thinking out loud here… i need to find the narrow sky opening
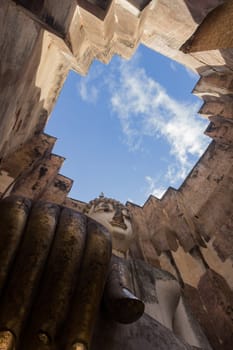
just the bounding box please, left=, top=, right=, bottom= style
left=45, top=45, right=210, bottom=205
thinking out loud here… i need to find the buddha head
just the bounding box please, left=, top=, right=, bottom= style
left=83, top=194, right=133, bottom=256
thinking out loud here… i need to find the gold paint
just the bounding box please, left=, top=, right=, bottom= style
left=0, top=196, right=31, bottom=292
left=30, top=208, right=87, bottom=342
left=65, top=219, right=112, bottom=350
left=38, top=331, right=50, bottom=345
left=71, top=343, right=87, bottom=350
left=0, top=201, right=59, bottom=337
left=0, top=331, right=15, bottom=350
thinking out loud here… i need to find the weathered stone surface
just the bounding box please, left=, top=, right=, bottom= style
left=142, top=0, right=225, bottom=51
left=171, top=246, right=206, bottom=288
left=195, top=49, right=233, bottom=74
left=11, top=154, right=65, bottom=199
left=0, top=133, right=56, bottom=174
left=39, top=173, right=73, bottom=204
left=183, top=284, right=220, bottom=350
left=142, top=196, right=174, bottom=254
left=64, top=197, right=87, bottom=212
left=180, top=142, right=233, bottom=222
left=13, top=0, right=77, bottom=36
left=0, top=2, right=71, bottom=158
left=127, top=203, right=150, bottom=253
left=181, top=1, right=233, bottom=53
left=198, top=270, right=233, bottom=350
left=92, top=313, right=197, bottom=350
left=183, top=0, right=226, bottom=23
left=193, top=72, right=233, bottom=97
left=142, top=1, right=226, bottom=73
left=212, top=215, right=233, bottom=262
left=0, top=1, right=42, bottom=157
left=199, top=95, right=233, bottom=120
left=186, top=157, right=233, bottom=260
left=205, top=117, right=233, bottom=145
left=0, top=133, right=56, bottom=196
left=200, top=239, right=233, bottom=289
left=159, top=189, right=197, bottom=252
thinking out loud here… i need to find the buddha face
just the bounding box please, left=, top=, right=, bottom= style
left=85, top=199, right=133, bottom=255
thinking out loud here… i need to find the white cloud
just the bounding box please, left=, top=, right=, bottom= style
left=79, top=80, right=98, bottom=103
left=77, top=66, right=103, bottom=103
left=109, top=56, right=209, bottom=190
left=170, top=61, right=178, bottom=72
left=75, top=54, right=209, bottom=199
left=145, top=176, right=166, bottom=199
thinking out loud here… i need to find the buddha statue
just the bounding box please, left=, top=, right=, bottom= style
left=84, top=193, right=145, bottom=324
left=0, top=195, right=212, bottom=350
left=84, top=193, right=133, bottom=258
left=84, top=194, right=212, bottom=350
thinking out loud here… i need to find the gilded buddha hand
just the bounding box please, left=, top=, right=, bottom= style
left=0, top=196, right=112, bottom=350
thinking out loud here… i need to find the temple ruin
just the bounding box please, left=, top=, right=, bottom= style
left=0, top=1, right=233, bottom=349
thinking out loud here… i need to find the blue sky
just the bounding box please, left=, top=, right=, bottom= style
left=45, top=44, right=210, bottom=205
